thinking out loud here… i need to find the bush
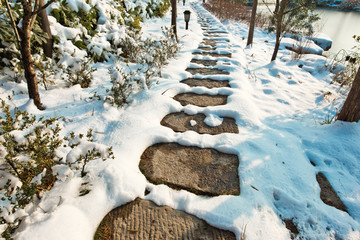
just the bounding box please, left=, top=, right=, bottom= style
left=106, top=27, right=179, bottom=107
left=331, top=35, right=360, bottom=87
left=0, top=101, right=114, bottom=239
left=339, top=0, right=360, bottom=10
left=61, top=59, right=95, bottom=88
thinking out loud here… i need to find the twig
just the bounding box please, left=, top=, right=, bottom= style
left=3, top=0, right=21, bottom=48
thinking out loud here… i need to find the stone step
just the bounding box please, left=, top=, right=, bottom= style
left=161, top=112, right=238, bottom=134
left=201, top=39, right=217, bottom=47
left=193, top=52, right=232, bottom=58
left=186, top=67, right=229, bottom=75
left=198, top=46, right=216, bottom=51
left=190, top=59, right=217, bottom=66
left=181, top=78, right=230, bottom=88
left=139, top=143, right=240, bottom=196
left=95, top=198, right=236, bottom=240
left=173, top=93, right=228, bottom=107
left=316, top=172, right=348, bottom=212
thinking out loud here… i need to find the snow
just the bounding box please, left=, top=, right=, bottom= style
left=280, top=37, right=324, bottom=55
left=310, top=32, right=333, bottom=51
left=0, top=0, right=359, bottom=240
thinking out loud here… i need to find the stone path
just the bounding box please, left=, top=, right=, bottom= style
left=95, top=3, right=349, bottom=239
left=95, top=5, right=239, bottom=239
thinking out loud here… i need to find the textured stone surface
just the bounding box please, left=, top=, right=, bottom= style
left=95, top=198, right=236, bottom=240
left=193, top=51, right=232, bottom=58
left=316, top=172, right=347, bottom=212
left=139, top=143, right=240, bottom=196
left=201, top=39, right=217, bottom=47
left=198, top=46, right=216, bottom=51
left=161, top=112, right=238, bottom=134
left=190, top=59, right=217, bottom=66
left=186, top=67, right=229, bottom=75
left=173, top=93, right=228, bottom=107
left=181, top=78, right=230, bottom=88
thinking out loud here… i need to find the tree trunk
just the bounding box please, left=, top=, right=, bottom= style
left=271, top=0, right=288, bottom=61
left=274, top=0, right=280, bottom=14
left=247, top=0, right=258, bottom=47
left=38, top=0, right=53, bottom=58
left=337, top=66, right=360, bottom=122
left=171, top=0, right=177, bottom=40
left=20, top=1, right=44, bottom=110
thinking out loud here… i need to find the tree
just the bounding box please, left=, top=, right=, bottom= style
left=4, top=0, right=55, bottom=110
left=269, top=0, right=318, bottom=61
left=247, top=0, right=258, bottom=47
left=38, top=0, right=53, bottom=58
left=271, top=0, right=288, bottom=61
left=337, top=66, right=360, bottom=122
left=171, top=0, right=177, bottom=40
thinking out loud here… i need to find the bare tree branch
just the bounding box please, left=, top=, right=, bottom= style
left=30, top=0, right=39, bottom=29
left=32, top=0, right=56, bottom=16
left=3, top=0, right=21, bottom=48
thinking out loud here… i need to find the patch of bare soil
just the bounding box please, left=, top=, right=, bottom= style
left=139, top=142, right=240, bottom=196
left=94, top=198, right=236, bottom=240
left=181, top=77, right=230, bottom=88
left=161, top=111, right=238, bottom=134
left=173, top=93, right=228, bottom=107
left=316, top=172, right=347, bottom=212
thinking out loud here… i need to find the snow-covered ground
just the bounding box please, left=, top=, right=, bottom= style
left=1, top=0, right=360, bottom=239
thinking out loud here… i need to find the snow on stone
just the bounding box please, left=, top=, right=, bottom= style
left=310, top=32, right=333, bottom=51
left=280, top=37, right=324, bottom=55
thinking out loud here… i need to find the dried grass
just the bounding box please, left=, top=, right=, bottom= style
left=203, top=0, right=271, bottom=28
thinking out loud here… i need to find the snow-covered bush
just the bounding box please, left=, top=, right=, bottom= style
left=61, top=59, right=95, bottom=88
left=331, top=35, right=360, bottom=87
left=106, top=66, right=138, bottom=107
left=0, top=101, right=114, bottom=239
left=106, top=27, right=179, bottom=107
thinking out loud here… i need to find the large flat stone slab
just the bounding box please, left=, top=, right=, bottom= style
left=316, top=172, right=347, bottom=212
left=193, top=51, right=232, bottom=58
left=198, top=46, right=216, bottom=51
left=186, top=67, right=229, bottom=75
left=181, top=78, right=230, bottom=88
left=190, top=59, right=217, bottom=66
left=161, top=112, right=238, bottom=134
left=95, top=198, right=236, bottom=240
left=201, top=39, right=217, bottom=47
left=173, top=93, right=228, bottom=107
left=139, top=143, right=240, bottom=196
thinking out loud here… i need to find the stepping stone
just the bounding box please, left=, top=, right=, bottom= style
left=201, top=39, right=217, bottom=47
left=186, top=67, right=229, bottom=75
left=161, top=112, right=238, bottom=134
left=94, top=198, right=236, bottom=240
left=204, top=33, right=222, bottom=37
left=139, top=143, right=240, bottom=196
left=193, top=52, right=232, bottom=58
left=198, top=46, right=216, bottom=51
left=190, top=59, right=217, bottom=66
left=206, top=31, right=228, bottom=34
left=283, top=218, right=299, bottom=239
left=173, top=93, right=228, bottom=107
left=181, top=78, right=230, bottom=88
left=316, top=172, right=347, bottom=212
